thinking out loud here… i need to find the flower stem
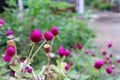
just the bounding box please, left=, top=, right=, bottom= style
left=30, top=40, right=46, bottom=61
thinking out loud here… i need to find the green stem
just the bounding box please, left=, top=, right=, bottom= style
left=30, top=40, right=46, bottom=61
left=0, top=63, right=6, bottom=76
left=51, top=37, right=55, bottom=50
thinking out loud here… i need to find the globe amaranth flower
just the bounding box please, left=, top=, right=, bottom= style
left=69, top=62, right=74, bottom=66
left=64, top=49, right=71, bottom=57
left=6, top=46, right=15, bottom=56
left=117, top=59, right=120, bottom=63
left=109, top=53, right=113, bottom=58
left=92, top=53, right=96, bottom=57
left=65, top=64, right=70, bottom=71
left=6, top=30, right=14, bottom=36
left=94, top=60, right=104, bottom=69
left=85, top=50, right=89, bottom=54
left=27, top=67, right=33, bottom=73
left=72, top=44, right=77, bottom=49
left=102, top=50, right=107, bottom=55
left=106, top=67, right=113, bottom=74
left=0, top=19, right=4, bottom=26
left=108, top=43, right=112, bottom=48
left=78, top=44, right=83, bottom=50
left=43, top=44, right=51, bottom=53
left=9, top=70, right=15, bottom=77
left=3, top=55, right=11, bottom=62
left=58, top=46, right=65, bottom=57
left=30, top=29, right=42, bottom=43
left=51, top=26, right=58, bottom=36
left=44, top=31, right=54, bottom=41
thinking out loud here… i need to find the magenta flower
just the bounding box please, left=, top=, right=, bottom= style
left=6, top=46, right=15, bottom=56
left=69, top=62, right=74, bottom=66
left=6, top=30, right=14, bottom=36
left=64, top=49, right=71, bottom=57
left=109, top=53, right=113, bottom=58
left=108, top=43, right=112, bottom=48
left=44, top=31, right=54, bottom=41
left=65, top=64, right=70, bottom=71
left=109, top=61, right=113, bottom=65
left=85, top=50, right=89, bottom=54
left=51, top=26, right=58, bottom=36
left=94, top=60, right=104, bottom=69
left=106, top=67, right=113, bottom=74
left=78, top=44, right=83, bottom=50
left=58, top=46, right=65, bottom=57
left=106, top=57, right=110, bottom=61
left=0, top=19, right=4, bottom=26
left=117, top=59, right=120, bottom=63
left=3, top=55, right=11, bottom=62
left=92, top=53, right=96, bottom=57
left=72, top=44, right=77, bottom=49
left=9, top=70, right=15, bottom=77
left=27, top=68, right=33, bottom=73
left=102, top=50, right=107, bottom=55
left=30, top=29, right=42, bottom=43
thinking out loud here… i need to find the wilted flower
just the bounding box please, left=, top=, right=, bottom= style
left=44, top=44, right=51, bottom=53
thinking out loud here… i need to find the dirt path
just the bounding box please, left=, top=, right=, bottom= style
left=89, top=11, right=120, bottom=54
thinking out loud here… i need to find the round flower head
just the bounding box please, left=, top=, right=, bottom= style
left=9, top=70, right=15, bottom=77
left=30, top=29, right=42, bottom=43
left=3, top=55, right=11, bottom=62
left=6, top=30, right=14, bottom=36
left=102, top=50, right=107, bottom=55
left=109, top=53, right=113, bottom=58
left=65, top=64, right=70, bottom=71
left=6, top=46, right=15, bottom=56
left=106, top=67, right=113, bottom=74
left=94, top=60, right=104, bottom=69
left=64, top=49, right=70, bottom=57
left=73, top=44, right=77, bottom=49
left=27, top=68, right=33, bottom=73
left=117, top=59, right=120, bottom=63
left=0, top=19, right=4, bottom=26
left=108, top=43, right=112, bottom=48
left=85, top=50, right=89, bottom=54
left=58, top=46, right=65, bottom=57
left=69, top=62, right=74, bottom=66
left=51, top=26, right=58, bottom=36
left=44, top=31, right=54, bottom=41
left=106, top=57, right=110, bottom=61
left=92, top=53, right=96, bottom=57
left=78, top=44, right=83, bottom=50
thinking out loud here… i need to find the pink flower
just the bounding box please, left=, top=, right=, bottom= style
left=85, top=50, right=89, bottom=54
left=102, top=50, right=107, bottom=55
left=30, top=29, right=42, bottom=43
left=78, top=44, right=83, bottom=50
left=44, top=31, right=54, bottom=41
left=27, top=67, right=33, bottom=73
left=9, top=70, right=15, bottom=77
left=6, top=30, right=14, bottom=36
left=51, top=26, right=58, bottom=36
left=106, top=67, right=113, bottom=74
left=92, top=53, right=96, bottom=57
left=58, top=46, right=65, bottom=57
left=117, top=59, right=120, bottom=63
left=3, top=55, right=11, bottom=62
left=108, top=43, right=112, bottom=48
left=64, top=50, right=71, bottom=57
left=94, top=60, right=104, bottom=69
left=65, top=64, right=70, bottom=71
left=0, top=19, right=4, bottom=25
left=72, top=44, right=77, bottom=49
left=69, top=62, right=74, bottom=66
left=106, top=57, right=110, bottom=61
left=6, top=46, right=15, bottom=56
left=109, top=53, right=113, bottom=58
